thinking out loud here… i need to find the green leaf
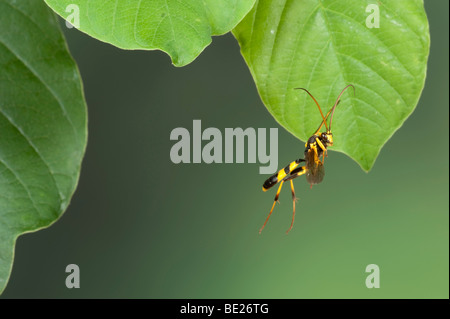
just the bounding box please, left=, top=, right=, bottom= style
left=44, top=0, right=256, bottom=67
left=233, top=0, right=429, bottom=171
left=0, top=0, right=87, bottom=293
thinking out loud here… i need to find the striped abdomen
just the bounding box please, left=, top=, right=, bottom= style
left=262, top=158, right=304, bottom=191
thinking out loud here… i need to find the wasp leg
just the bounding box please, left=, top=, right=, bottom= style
left=315, top=137, right=327, bottom=160
left=259, top=180, right=284, bottom=234
left=283, top=166, right=307, bottom=234
left=283, top=166, right=307, bottom=181
left=286, top=180, right=296, bottom=234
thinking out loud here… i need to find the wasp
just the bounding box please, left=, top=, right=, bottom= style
left=260, top=85, right=355, bottom=234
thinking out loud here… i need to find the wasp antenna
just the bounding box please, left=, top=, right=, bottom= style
left=328, top=84, right=355, bottom=131
left=294, top=87, right=329, bottom=132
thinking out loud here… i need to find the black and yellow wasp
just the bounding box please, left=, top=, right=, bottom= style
left=260, top=85, right=355, bottom=234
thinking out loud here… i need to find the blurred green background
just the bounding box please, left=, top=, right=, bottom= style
left=2, top=1, right=448, bottom=298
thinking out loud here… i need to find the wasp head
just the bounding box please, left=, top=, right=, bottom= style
left=321, top=132, right=333, bottom=146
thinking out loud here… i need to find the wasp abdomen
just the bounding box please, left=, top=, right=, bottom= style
left=262, top=175, right=278, bottom=191
left=263, top=159, right=304, bottom=191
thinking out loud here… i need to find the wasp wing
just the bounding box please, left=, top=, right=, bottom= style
left=305, top=148, right=325, bottom=185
